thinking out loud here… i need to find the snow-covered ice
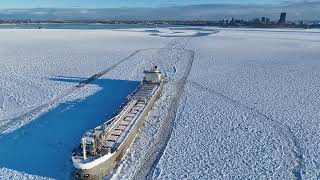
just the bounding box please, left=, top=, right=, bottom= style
left=152, top=29, right=320, bottom=179
left=0, top=29, right=172, bottom=179
left=0, top=29, right=168, bottom=129
left=1, top=27, right=320, bottom=179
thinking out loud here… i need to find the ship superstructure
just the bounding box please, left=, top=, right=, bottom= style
left=72, top=66, right=163, bottom=179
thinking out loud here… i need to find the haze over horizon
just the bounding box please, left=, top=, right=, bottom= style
left=0, top=0, right=306, bottom=8
left=0, top=0, right=319, bottom=21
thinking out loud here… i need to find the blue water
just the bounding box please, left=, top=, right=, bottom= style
left=0, top=23, right=180, bottom=29
left=0, top=77, right=140, bottom=179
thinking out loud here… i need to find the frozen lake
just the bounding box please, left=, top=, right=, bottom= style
left=0, top=27, right=320, bottom=179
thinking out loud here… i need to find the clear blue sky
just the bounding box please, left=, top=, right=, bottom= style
left=0, top=0, right=298, bottom=8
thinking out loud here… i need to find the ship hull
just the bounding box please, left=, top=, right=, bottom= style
left=74, top=82, right=163, bottom=180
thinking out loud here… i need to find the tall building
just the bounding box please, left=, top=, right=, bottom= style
left=279, top=12, right=287, bottom=24
left=266, top=18, right=270, bottom=24
left=261, top=17, right=266, bottom=24
left=223, top=19, right=229, bottom=25
left=231, top=17, right=235, bottom=24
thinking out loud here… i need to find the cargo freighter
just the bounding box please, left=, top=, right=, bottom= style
left=72, top=66, right=164, bottom=180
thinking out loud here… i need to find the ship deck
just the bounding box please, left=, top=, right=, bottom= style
left=73, top=82, right=160, bottom=163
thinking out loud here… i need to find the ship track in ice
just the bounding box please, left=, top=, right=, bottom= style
left=0, top=49, right=145, bottom=134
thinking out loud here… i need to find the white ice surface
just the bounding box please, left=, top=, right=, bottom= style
left=0, top=29, right=168, bottom=126
left=1, top=28, right=320, bottom=179
left=153, top=29, right=320, bottom=179
left=0, top=29, right=172, bottom=179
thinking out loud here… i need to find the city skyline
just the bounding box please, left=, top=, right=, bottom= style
left=0, top=1, right=319, bottom=21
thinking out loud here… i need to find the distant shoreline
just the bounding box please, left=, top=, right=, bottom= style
left=0, top=23, right=320, bottom=30
left=0, top=20, right=320, bottom=29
